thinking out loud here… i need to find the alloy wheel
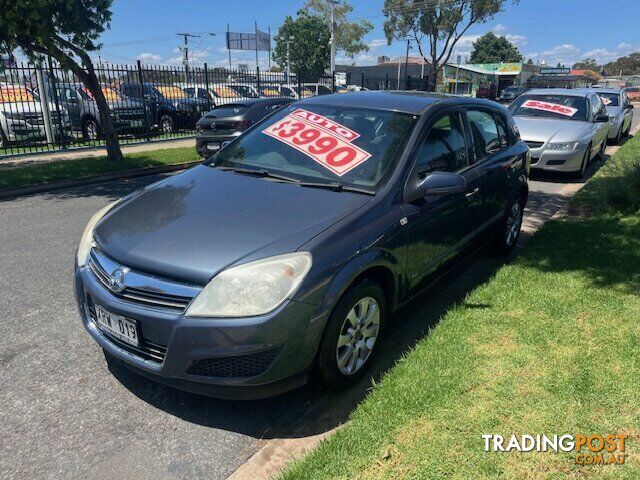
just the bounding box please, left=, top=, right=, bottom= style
left=85, top=120, right=98, bottom=140
left=336, top=296, right=380, bottom=376
left=161, top=117, right=173, bottom=133
left=504, top=200, right=523, bottom=248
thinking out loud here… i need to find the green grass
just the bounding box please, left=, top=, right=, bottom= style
left=281, top=137, right=640, bottom=479
left=0, top=146, right=200, bottom=189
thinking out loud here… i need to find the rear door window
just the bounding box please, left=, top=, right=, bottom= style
left=413, top=112, right=469, bottom=174
left=494, top=113, right=510, bottom=150
left=465, top=110, right=501, bottom=162
left=210, top=104, right=248, bottom=117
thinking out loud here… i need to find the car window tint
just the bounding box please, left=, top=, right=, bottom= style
left=414, top=113, right=469, bottom=174
left=494, top=113, right=509, bottom=149
left=466, top=110, right=501, bottom=161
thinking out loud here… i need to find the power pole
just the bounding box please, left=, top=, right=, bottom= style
left=286, top=36, right=295, bottom=83
left=404, top=39, right=411, bottom=90
left=177, top=32, right=201, bottom=83
left=329, top=0, right=338, bottom=74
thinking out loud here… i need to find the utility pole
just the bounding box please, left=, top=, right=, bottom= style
left=454, top=54, right=461, bottom=95
left=404, top=39, right=411, bottom=90
left=329, top=0, right=338, bottom=74
left=177, top=32, right=201, bottom=83
left=285, top=36, right=295, bottom=83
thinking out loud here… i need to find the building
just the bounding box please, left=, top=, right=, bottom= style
left=336, top=55, right=433, bottom=91
left=524, top=68, right=596, bottom=89
left=441, top=62, right=541, bottom=97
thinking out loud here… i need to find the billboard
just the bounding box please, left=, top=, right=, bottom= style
left=226, top=30, right=271, bottom=52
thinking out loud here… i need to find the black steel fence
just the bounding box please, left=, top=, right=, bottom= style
left=342, top=71, right=430, bottom=92
left=0, top=60, right=334, bottom=158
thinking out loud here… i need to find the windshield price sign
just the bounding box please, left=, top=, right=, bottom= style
left=522, top=99, right=578, bottom=117
left=263, top=109, right=371, bottom=176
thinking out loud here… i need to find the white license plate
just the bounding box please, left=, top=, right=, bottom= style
left=94, top=303, right=139, bottom=347
left=130, top=120, right=143, bottom=127
left=207, top=142, right=220, bottom=151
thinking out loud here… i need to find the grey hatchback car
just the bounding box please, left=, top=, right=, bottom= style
left=74, top=92, right=529, bottom=399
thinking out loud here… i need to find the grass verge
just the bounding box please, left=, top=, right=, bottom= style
left=0, top=146, right=200, bottom=189
left=281, top=136, right=640, bottom=479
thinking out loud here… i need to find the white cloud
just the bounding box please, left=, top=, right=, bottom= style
left=492, top=23, right=508, bottom=33
left=525, top=41, right=639, bottom=67
left=456, top=35, right=481, bottom=48
left=505, top=34, right=527, bottom=47
left=367, top=38, right=388, bottom=50
left=136, top=53, right=163, bottom=63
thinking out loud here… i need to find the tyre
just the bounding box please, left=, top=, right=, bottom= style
left=574, top=145, right=590, bottom=179
left=316, top=279, right=386, bottom=389
left=83, top=118, right=100, bottom=140
left=614, top=127, right=623, bottom=145
left=159, top=114, right=174, bottom=133
left=599, top=139, right=607, bottom=159
left=491, top=196, right=524, bottom=256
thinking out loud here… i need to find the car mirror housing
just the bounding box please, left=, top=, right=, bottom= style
left=595, top=113, right=609, bottom=123
left=405, top=171, right=467, bottom=203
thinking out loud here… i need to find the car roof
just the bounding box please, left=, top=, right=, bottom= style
left=296, top=90, right=499, bottom=115
left=524, top=88, right=592, bottom=97
left=215, top=97, right=293, bottom=108
left=589, top=87, right=621, bottom=94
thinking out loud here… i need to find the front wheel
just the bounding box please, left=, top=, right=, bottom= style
left=316, top=280, right=386, bottom=389
left=492, top=196, right=524, bottom=256
left=83, top=118, right=100, bottom=140
left=159, top=114, right=174, bottom=133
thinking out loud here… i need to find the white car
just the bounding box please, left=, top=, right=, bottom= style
left=0, top=84, right=69, bottom=148
left=180, top=84, right=253, bottom=109
left=591, top=87, right=634, bottom=144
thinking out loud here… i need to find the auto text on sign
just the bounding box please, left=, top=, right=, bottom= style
left=262, top=108, right=372, bottom=176
left=522, top=99, right=578, bottom=117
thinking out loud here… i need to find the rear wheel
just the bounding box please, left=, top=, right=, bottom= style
left=159, top=114, right=174, bottom=133
left=492, top=196, right=524, bottom=256
left=317, top=280, right=386, bottom=389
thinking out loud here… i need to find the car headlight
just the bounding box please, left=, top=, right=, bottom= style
left=186, top=252, right=313, bottom=318
left=546, top=142, right=578, bottom=151
left=76, top=202, right=119, bottom=267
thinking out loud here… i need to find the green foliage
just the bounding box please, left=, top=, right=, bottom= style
left=468, top=31, right=522, bottom=63
left=272, top=10, right=330, bottom=80
left=573, top=53, right=640, bottom=75
left=572, top=57, right=599, bottom=72
left=303, top=0, right=374, bottom=57
left=383, top=0, right=517, bottom=89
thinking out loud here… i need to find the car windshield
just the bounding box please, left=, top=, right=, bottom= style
left=207, top=104, right=248, bottom=117
left=229, top=85, right=258, bottom=98
left=509, top=94, right=588, bottom=121
left=258, top=86, right=281, bottom=97
left=597, top=92, right=619, bottom=107
left=154, top=85, right=187, bottom=100
left=208, top=104, right=416, bottom=191
left=0, top=85, right=34, bottom=103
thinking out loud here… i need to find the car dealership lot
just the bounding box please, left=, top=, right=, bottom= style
left=0, top=111, right=636, bottom=479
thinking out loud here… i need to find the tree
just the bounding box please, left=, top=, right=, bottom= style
left=0, top=0, right=123, bottom=161
left=468, top=32, right=522, bottom=63
left=572, top=58, right=599, bottom=73
left=273, top=10, right=330, bottom=80
left=383, top=0, right=518, bottom=91
left=526, top=58, right=534, bottom=65
left=304, top=0, right=374, bottom=58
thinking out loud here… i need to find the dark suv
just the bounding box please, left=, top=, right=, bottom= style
left=119, top=83, right=208, bottom=132
left=75, top=92, right=529, bottom=399
left=49, top=82, right=146, bottom=139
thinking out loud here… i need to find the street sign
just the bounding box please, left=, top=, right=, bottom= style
left=226, top=30, right=271, bottom=52
left=540, top=67, right=571, bottom=75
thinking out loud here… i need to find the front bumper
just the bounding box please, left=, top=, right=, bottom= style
left=74, top=264, right=328, bottom=399
left=527, top=144, right=586, bottom=173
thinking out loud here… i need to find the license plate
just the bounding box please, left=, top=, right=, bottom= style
left=130, top=120, right=143, bottom=128
left=94, top=303, right=139, bottom=347
left=207, top=142, right=220, bottom=151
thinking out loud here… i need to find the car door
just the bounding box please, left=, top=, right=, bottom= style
left=464, top=108, right=514, bottom=234
left=403, top=109, right=482, bottom=296
left=621, top=91, right=633, bottom=132
left=60, top=86, right=82, bottom=129
left=590, top=94, right=608, bottom=151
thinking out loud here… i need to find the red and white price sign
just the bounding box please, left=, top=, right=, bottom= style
left=522, top=99, right=578, bottom=117
left=262, top=108, right=372, bottom=176
left=601, top=97, right=612, bottom=106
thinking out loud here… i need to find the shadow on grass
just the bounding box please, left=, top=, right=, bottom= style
left=106, top=245, right=505, bottom=440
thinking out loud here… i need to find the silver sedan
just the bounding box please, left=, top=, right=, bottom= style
left=591, top=87, right=634, bottom=144
left=509, top=88, right=610, bottom=177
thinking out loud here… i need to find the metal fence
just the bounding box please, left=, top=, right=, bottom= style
left=0, top=60, right=335, bottom=158
left=342, top=71, right=430, bottom=92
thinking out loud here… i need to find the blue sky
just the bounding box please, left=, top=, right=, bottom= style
left=96, top=0, right=640, bottom=68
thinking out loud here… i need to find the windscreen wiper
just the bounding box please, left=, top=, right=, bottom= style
left=214, top=166, right=300, bottom=184
left=297, top=181, right=375, bottom=195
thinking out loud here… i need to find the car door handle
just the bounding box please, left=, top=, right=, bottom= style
left=465, top=187, right=480, bottom=199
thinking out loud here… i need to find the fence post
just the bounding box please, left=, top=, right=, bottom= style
left=332, top=71, right=336, bottom=93
left=361, top=71, right=365, bottom=88
left=46, top=56, right=66, bottom=149
left=136, top=60, right=150, bottom=140
left=297, top=71, right=301, bottom=97
left=385, top=73, right=389, bottom=90
left=256, top=66, right=261, bottom=91
left=407, top=75, right=412, bottom=91
left=204, top=62, right=211, bottom=111
left=35, top=59, right=54, bottom=145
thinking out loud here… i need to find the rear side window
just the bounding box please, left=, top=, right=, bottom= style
left=414, top=113, right=469, bottom=174
left=494, top=113, right=510, bottom=150
left=210, top=105, right=248, bottom=117
left=466, top=110, right=501, bottom=162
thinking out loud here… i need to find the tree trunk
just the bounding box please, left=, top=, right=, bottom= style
left=82, top=68, right=123, bottom=162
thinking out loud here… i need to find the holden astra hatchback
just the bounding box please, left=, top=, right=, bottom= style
left=75, top=92, right=529, bottom=399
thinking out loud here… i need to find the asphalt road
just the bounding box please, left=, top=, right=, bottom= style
left=1, top=115, right=637, bottom=479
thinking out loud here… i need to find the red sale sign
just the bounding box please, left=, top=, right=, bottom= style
left=522, top=100, right=578, bottom=117
left=262, top=109, right=372, bottom=176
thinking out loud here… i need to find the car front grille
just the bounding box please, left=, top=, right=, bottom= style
left=525, top=140, right=544, bottom=149
left=116, top=109, right=145, bottom=120
left=86, top=297, right=167, bottom=363
left=88, top=247, right=200, bottom=312
left=186, top=348, right=283, bottom=378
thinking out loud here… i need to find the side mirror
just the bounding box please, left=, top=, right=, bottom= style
left=405, top=171, right=467, bottom=203
left=626, top=104, right=634, bottom=110
left=595, top=113, right=609, bottom=123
